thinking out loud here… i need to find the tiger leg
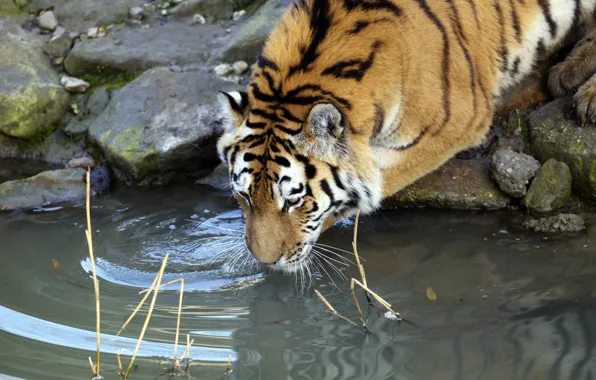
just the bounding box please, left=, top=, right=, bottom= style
left=574, top=72, right=596, bottom=125
left=547, top=28, right=596, bottom=101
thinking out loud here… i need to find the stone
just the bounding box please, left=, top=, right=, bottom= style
left=42, top=33, right=73, bottom=57
left=67, top=154, right=96, bottom=169
left=195, top=163, right=229, bottom=191
left=129, top=6, right=144, bottom=20
left=0, top=168, right=88, bottom=211
left=232, top=60, right=248, bottom=75
left=64, top=86, right=110, bottom=135
left=60, top=75, right=90, bottom=93
left=0, top=17, right=70, bottom=139
left=29, top=0, right=145, bottom=32
left=171, top=0, right=234, bottom=21
left=87, top=27, right=98, bottom=38
left=383, top=159, right=511, bottom=210
left=169, top=65, right=183, bottom=73
left=217, top=0, right=293, bottom=63
left=214, top=63, right=233, bottom=76
left=527, top=97, right=596, bottom=201
left=232, top=9, right=246, bottom=21
left=523, top=158, right=572, bottom=214
left=491, top=148, right=541, bottom=198
left=37, top=10, right=58, bottom=31
left=192, top=13, right=206, bottom=24
left=88, top=67, right=242, bottom=185
left=64, top=22, right=226, bottom=76
left=522, top=213, right=585, bottom=233
left=0, top=0, right=20, bottom=15
left=0, top=130, right=85, bottom=165
left=14, top=0, right=28, bottom=8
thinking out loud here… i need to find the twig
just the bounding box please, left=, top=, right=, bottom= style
left=85, top=168, right=101, bottom=377
left=314, top=289, right=361, bottom=329
left=352, top=210, right=372, bottom=306
left=122, top=254, right=169, bottom=379
left=225, top=354, right=232, bottom=375
left=117, top=274, right=159, bottom=336
left=351, top=278, right=401, bottom=319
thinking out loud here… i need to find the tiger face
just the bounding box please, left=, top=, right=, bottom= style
left=216, top=91, right=382, bottom=273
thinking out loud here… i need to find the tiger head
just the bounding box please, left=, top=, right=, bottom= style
left=216, top=89, right=383, bottom=273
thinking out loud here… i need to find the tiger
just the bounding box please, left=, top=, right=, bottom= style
left=216, top=0, right=596, bottom=273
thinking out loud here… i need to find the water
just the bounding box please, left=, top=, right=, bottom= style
left=1, top=184, right=596, bottom=380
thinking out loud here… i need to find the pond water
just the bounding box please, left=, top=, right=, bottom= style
left=1, top=184, right=596, bottom=380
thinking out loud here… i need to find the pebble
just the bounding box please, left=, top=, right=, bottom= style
left=67, top=156, right=96, bottom=169
left=96, top=27, right=108, bottom=38
left=214, top=63, right=234, bottom=76
left=129, top=6, right=145, bottom=20
left=37, top=11, right=58, bottom=31
left=232, top=10, right=246, bottom=21
left=192, top=13, right=206, bottom=25
left=87, top=27, right=98, bottom=38
left=161, top=9, right=168, bottom=16
left=53, top=26, right=66, bottom=37
left=232, top=60, right=249, bottom=75
left=169, top=65, right=183, bottom=72
left=60, top=76, right=90, bottom=93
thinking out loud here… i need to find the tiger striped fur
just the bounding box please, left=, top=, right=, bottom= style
left=216, top=0, right=596, bottom=273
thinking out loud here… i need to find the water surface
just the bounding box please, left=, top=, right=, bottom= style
left=1, top=184, right=596, bottom=380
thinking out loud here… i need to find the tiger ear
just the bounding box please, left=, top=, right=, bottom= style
left=218, top=91, right=249, bottom=127
left=306, top=103, right=344, bottom=138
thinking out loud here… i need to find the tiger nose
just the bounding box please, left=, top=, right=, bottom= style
left=246, top=239, right=283, bottom=264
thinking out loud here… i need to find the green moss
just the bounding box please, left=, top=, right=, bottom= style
left=81, top=71, right=143, bottom=93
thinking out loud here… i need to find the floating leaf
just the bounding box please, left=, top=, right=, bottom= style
left=426, top=286, right=437, bottom=301
left=52, top=259, right=60, bottom=273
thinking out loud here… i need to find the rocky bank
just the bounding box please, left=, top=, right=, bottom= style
left=0, top=0, right=594, bottom=232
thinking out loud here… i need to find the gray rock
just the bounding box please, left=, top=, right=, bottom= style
left=232, top=9, right=246, bottom=21
left=42, top=33, right=73, bottom=58
left=523, top=158, right=572, bottom=214
left=196, top=163, right=229, bottom=190
left=491, top=148, right=541, bottom=197
left=528, top=97, right=596, bottom=201
left=14, top=0, right=28, bottom=8
left=67, top=154, right=96, bottom=169
left=60, top=75, right=90, bottom=93
left=383, top=159, right=511, bottom=210
left=171, top=0, right=234, bottom=21
left=64, top=22, right=227, bottom=76
left=191, top=13, right=206, bottom=24
left=29, top=0, right=145, bottom=32
left=0, top=17, right=70, bottom=139
left=88, top=67, right=242, bottom=185
left=232, top=60, right=248, bottom=75
left=0, top=168, right=88, bottom=211
left=64, top=86, right=110, bottom=135
left=214, top=63, right=233, bottom=76
left=217, top=0, right=293, bottom=63
left=129, top=6, right=144, bottom=20
left=0, top=0, right=20, bottom=15
left=0, top=130, right=85, bottom=165
left=522, top=213, right=585, bottom=233
left=37, top=10, right=58, bottom=31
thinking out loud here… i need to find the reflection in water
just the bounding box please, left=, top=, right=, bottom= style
left=1, top=184, right=596, bottom=379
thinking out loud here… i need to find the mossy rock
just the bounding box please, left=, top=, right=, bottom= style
left=523, top=158, right=572, bottom=214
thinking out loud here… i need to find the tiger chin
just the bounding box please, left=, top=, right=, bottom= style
left=216, top=0, right=596, bottom=274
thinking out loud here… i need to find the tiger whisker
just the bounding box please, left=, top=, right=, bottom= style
left=313, top=243, right=363, bottom=259
left=311, top=248, right=351, bottom=267
left=311, top=253, right=340, bottom=290
left=311, top=245, right=356, bottom=266
left=184, top=220, right=244, bottom=235
left=313, top=250, right=348, bottom=281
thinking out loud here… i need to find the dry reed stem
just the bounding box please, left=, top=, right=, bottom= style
left=351, top=278, right=401, bottom=318
left=225, top=354, right=232, bottom=375
left=117, top=274, right=159, bottom=336
left=314, top=289, right=360, bottom=328
left=85, top=168, right=101, bottom=377
left=123, top=254, right=169, bottom=379
left=352, top=210, right=373, bottom=307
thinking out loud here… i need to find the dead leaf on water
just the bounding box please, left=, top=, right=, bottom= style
left=52, top=259, right=60, bottom=273
left=426, top=286, right=437, bottom=301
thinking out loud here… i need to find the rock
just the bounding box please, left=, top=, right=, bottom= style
left=14, top=0, right=28, bottom=8
left=37, top=10, right=58, bottom=31
left=217, top=0, right=293, bottom=63
left=64, top=86, right=110, bottom=135
left=191, top=13, right=206, bottom=24
left=64, top=22, right=226, bottom=76
left=196, top=163, right=229, bottom=191
left=1, top=0, right=20, bottom=14
left=522, top=213, right=585, bottom=233
left=129, top=6, right=144, bottom=20
left=29, top=0, right=145, bottom=32
left=232, top=10, right=246, bottom=21
left=0, top=17, right=70, bottom=139
left=67, top=154, right=96, bottom=169
left=232, top=60, right=248, bottom=75
left=0, top=130, right=85, bottom=165
left=491, top=148, right=541, bottom=197
left=214, top=63, right=233, bottom=76
left=171, top=0, right=234, bottom=21
left=87, top=27, right=98, bottom=38
left=523, top=158, right=572, bottom=214
left=42, top=33, right=73, bottom=57
left=0, top=158, right=58, bottom=183
left=527, top=97, right=596, bottom=201
left=383, top=159, right=511, bottom=210
left=60, top=75, right=90, bottom=93
left=53, top=26, right=66, bottom=37
left=169, top=65, right=183, bottom=73
left=0, top=168, right=88, bottom=211
left=88, top=68, right=242, bottom=185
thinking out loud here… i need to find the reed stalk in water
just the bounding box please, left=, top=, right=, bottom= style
left=314, top=289, right=360, bottom=329
left=84, top=168, right=102, bottom=378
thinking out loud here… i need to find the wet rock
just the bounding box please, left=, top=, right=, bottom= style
left=232, top=10, right=246, bottom=21
left=0, top=17, right=70, bottom=139
left=37, top=10, right=58, bottom=31
left=0, top=130, right=85, bottom=165
left=64, top=22, right=225, bottom=76
left=232, top=60, right=248, bottom=75
left=170, top=0, right=234, bottom=21
left=64, top=86, right=110, bottom=135
left=383, top=159, right=511, bottom=210
left=88, top=67, right=242, bottom=185
left=196, top=163, right=229, bottom=191
left=491, top=148, right=541, bottom=197
left=42, top=33, right=73, bottom=58
left=0, top=168, right=88, bottom=211
left=60, top=75, right=90, bottom=93
left=523, top=158, right=572, bottom=214
left=522, top=213, right=585, bottom=233
left=191, top=13, right=206, bottom=24
left=169, top=64, right=183, bottom=73
left=29, top=0, right=145, bottom=32
left=129, top=6, right=144, bottom=21
left=527, top=97, right=596, bottom=201
left=217, top=0, right=292, bottom=63
left=67, top=154, right=96, bottom=169
left=214, top=63, right=233, bottom=76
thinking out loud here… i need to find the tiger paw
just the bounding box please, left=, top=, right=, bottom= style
left=573, top=75, right=596, bottom=126
left=547, top=33, right=596, bottom=99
